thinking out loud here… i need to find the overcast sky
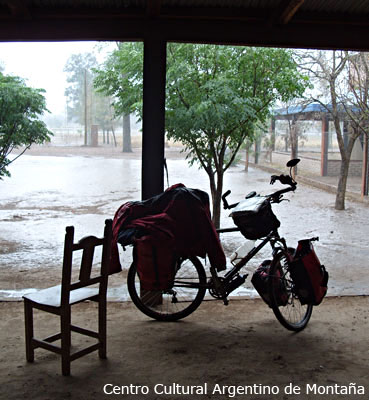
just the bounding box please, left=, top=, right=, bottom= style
left=0, top=41, right=114, bottom=115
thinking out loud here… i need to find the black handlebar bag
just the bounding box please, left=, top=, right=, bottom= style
left=289, top=240, right=328, bottom=305
left=230, top=197, right=280, bottom=240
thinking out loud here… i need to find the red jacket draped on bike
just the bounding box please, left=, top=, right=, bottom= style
left=110, top=184, right=226, bottom=282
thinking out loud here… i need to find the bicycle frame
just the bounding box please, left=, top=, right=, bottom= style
left=174, top=229, right=288, bottom=297
left=209, top=228, right=287, bottom=293
left=175, top=160, right=300, bottom=298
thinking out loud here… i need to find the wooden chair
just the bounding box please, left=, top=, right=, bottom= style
left=23, top=219, right=113, bottom=376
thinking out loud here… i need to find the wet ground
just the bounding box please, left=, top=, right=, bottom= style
left=1, top=146, right=369, bottom=300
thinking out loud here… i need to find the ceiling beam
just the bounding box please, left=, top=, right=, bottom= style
left=146, top=0, right=162, bottom=18
left=6, top=0, right=31, bottom=18
left=0, top=5, right=367, bottom=27
left=0, top=6, right=143, bottom=20
left=0, top=5, right=264, bottom=22
left=159, top=6, right=263, bottom=21
left=0, top=15, right=368, bottom=51
left=279, top=0, right=305, bottom=25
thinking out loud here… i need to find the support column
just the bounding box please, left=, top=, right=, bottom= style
left=141, top=38, right=167, bottom=200
left=321, top=115, right=329, bottom=176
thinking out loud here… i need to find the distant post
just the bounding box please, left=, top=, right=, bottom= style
left=270, top=117, right=276, bottom=163
left=91, top=125, right=98, bottom=147
left=84, top=68, right=88, bottom=146
left=321, top=115, right=329, bottom=176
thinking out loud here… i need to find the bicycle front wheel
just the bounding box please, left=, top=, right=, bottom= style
left=269, top=250, right=313, bottom=332
left=127, top=256, right=206, bottom=321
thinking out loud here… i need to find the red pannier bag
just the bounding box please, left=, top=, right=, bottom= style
left=135, top=235, right=176, bottom=291
left=251, top=260, right=288, bottom=307
left=289, top=239, right=328, bottom=305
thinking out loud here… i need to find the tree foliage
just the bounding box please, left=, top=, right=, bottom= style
left=94, top=43, right=308, bottom=226
left=94, top=42, right=143, bottom=118
left=93, top=42, right=140, bottom=152
left=166, top=45, right=308, bottom=226
left=0, top=72, right=52, bottom=178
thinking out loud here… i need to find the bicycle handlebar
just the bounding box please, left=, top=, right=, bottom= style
left=221, top=190, right=231, bottom=209
left=265, top=184, right=296, bottom=203
left=222, top=173, right=297, bottom=209
left=222, top=190, right=239, bottom=210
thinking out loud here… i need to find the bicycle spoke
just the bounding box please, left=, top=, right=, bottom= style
left=127, top=257, right=206, bottom=321
left=269, top=250, right=313, bottom=332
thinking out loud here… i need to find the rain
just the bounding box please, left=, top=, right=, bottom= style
left=1, top=148, right=368, bottom=300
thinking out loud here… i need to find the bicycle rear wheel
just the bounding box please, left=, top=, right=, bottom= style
left=269, top=249, right=313, bottom=332
left=127, top=256, right=206, bottom=321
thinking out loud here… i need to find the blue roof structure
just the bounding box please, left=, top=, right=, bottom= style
left=273, top=103, right=328, bottom=116
left=273, top=102, right=358, bottom=117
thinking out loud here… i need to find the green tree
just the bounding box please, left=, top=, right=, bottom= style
left=167, top=45, right=309, bottom=226
left=95, top=43, right=308, bottom=227
left=93, top=42, right=139, bottom=152
left=0, top=72, right=52, bottom=178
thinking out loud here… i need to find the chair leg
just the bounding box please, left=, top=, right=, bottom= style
left=24, top=301, right=34, bottom=362
left=61, top=309, right=71, bottom=376
left=98, top=298, right=107, bottom=359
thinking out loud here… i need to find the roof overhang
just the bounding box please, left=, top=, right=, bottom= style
left=0, top=1, right=368, bottom=51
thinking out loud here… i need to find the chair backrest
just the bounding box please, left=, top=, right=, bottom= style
left=60, top=219, right=113, bottom=306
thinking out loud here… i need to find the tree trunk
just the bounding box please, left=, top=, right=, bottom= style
left=208, top=171, right=224, bottom=229
left=212, top=190, right=222, bottom=229
left=122, top=113, right=132, bottom=153
left=333, top=118, right=358, bottom=211
left=111, top=125, right=117, bottom=147
left=335, top=157, right=350, bottom=210
left=245, top=146, right=249, bottom=172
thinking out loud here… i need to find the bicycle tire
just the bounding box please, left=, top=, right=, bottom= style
left=269, top=249, right=313, bottom=332
left=127, top=256, right=206, bottom=321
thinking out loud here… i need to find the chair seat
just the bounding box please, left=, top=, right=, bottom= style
left=23, top=285, right=99, bottom=308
